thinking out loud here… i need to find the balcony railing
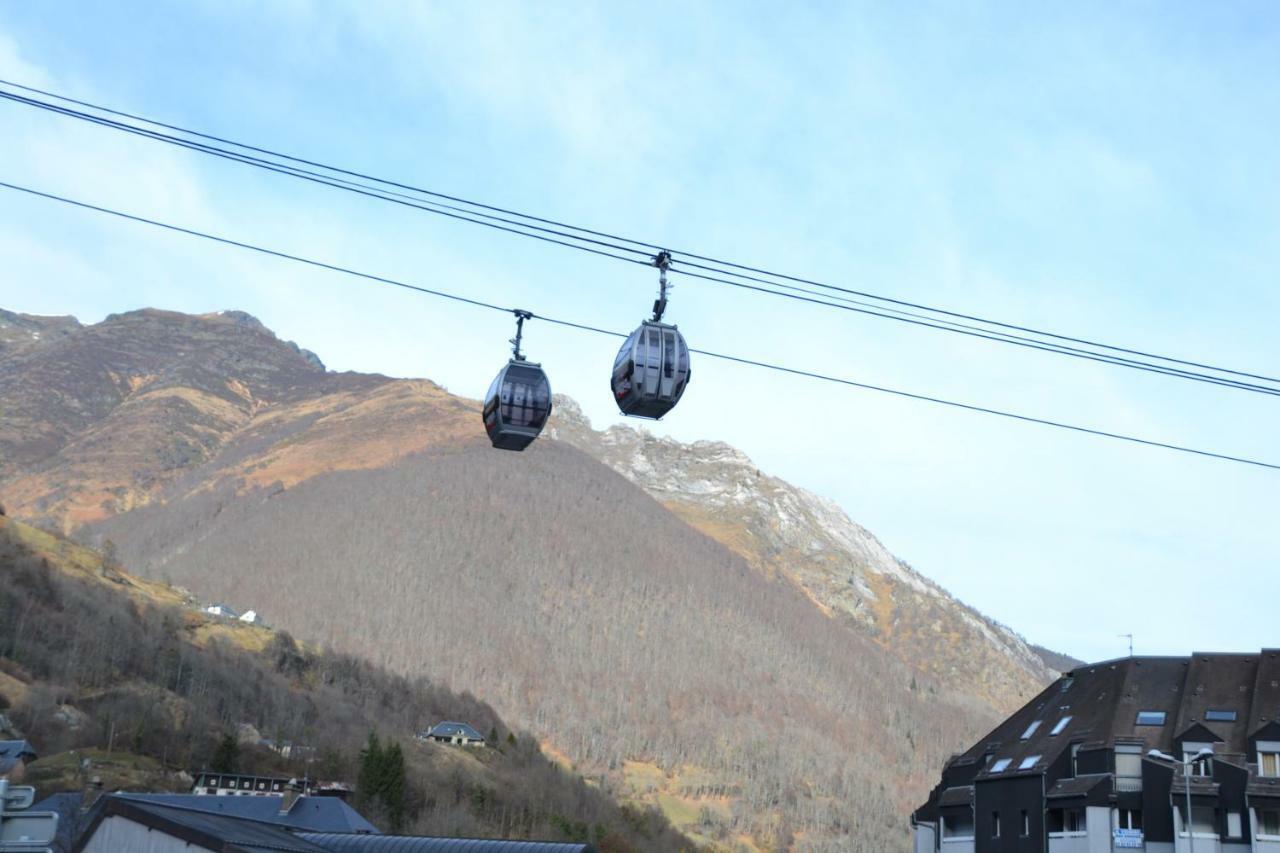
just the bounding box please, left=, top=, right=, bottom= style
left=1115, top=776, right=1143, bottom=793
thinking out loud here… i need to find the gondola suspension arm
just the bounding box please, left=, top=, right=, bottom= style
left=510, top=309, right=533, bottom=361
left=651, top=250, right=673, bottom=322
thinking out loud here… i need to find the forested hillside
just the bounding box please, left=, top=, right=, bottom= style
left=90, top=439, right=997, bottom=850
left=0, top=515, right=694, bottom=851
left=0, top=306, right=1062, bottom=850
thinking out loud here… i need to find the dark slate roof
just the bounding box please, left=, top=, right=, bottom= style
left=427, top=722, right=485, bottom=740
left=938, top=786, right=972, bottom=807
left=1174, top=653, right=1259, bottom=754
left=1046, top=774, right=1109, bottom=800
left=116, top=793, right=380, bottom=834
left=915, top=649, right=1280, bottom=820
left=1248, top=650, right=1280, bottom=736
left=73, top=797, right=331, bottom=853
left=298, top=835, right=596, bottom=852
left=0, top=738, right=37, bottom=773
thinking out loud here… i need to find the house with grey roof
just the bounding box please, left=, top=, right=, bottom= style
left=419, top=721, right=486, bottom=747
left=912, top=649, right=1280, bottom=852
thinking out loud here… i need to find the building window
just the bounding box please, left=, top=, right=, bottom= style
left=1260, top=750, right=1280, bottom=777
left=1050, top=716, right=1072, bottom=736
left=1204, top=709, right=1237, bottom=722
left=1115, top=743, right=1143, bottom=791
left=990, top=758, right=1012, bottom=772
left=1227, top=811, right=1242, bottom=838
left=1180, top=805, right=1215, bottom=837
left=1048, top=808, right=1085, bottom=835
left=1136, top=710, right=1166, bottom=726
left=1117, top=808, right=1142, bottom=830
left=1260, top=809, right=1280, bottom=839
left=1020, top=720, right=1042, bottom=740
left=1070, top=743, right=1081, bottom=778
left=942, top=812, right=975, bottom=840
left=1021, top=811, right=1029, bottom=836
left=992, top=811, right=1000, bottom=838
left=1019, top=755, right=1041, bottom=770
left=1184, top=742, right=1213, bottom=776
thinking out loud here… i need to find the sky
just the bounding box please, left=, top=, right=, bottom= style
left=1, top=2, right=1277, bottom=664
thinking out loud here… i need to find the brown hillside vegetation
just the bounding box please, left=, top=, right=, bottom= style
left=93, top=439, right=996, bottom=850
left=0, top=307, right=1060, bottom=850
left=0, top=516, right=695, bottom=851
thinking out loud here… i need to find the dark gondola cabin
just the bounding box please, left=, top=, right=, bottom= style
left=611, top=320, right=690, bottom=419
left=483, top=359, right=552, bottom=450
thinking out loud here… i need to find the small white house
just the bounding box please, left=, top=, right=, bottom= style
left=204, top=603, right=240, bottom=619
left=239, top=610, right=261, bottom=624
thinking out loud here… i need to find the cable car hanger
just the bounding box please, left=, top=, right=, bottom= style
left=510, top=308, right=532, bottom=360
left=651, top=249, right=672, bottom=323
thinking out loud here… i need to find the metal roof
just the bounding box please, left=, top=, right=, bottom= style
left=298, top=835, right=595, bottom=853
left=73, top=798, right=332, bottom=853
left=116, top=793, right=380, bottom=834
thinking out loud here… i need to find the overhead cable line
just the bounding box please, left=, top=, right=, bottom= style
left=1, top=79, right=1277, bottom=392
left=8, top=90, right=1275, bottom=395
left=1, top=178, right=1275, bottom=473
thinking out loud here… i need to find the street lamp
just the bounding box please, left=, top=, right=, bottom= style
left=1148, top=748, right=1214, bottom=853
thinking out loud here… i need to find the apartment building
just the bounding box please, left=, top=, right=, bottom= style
left=912, top=650, right=1280, bottom=852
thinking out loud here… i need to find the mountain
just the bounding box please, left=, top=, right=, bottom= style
left=0, top=307, right=1062, bottom=851
left=0, top=514, right=695, bottom=851
left=547, top=400, right=1054, bottom=712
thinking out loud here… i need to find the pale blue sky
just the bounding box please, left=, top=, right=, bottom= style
left=1, top=3, right=1277, bottom=663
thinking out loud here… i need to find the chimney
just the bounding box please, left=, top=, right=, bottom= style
left=278, top=778, right=303, bottom=815
left=80, top=776, right=104, bottom=811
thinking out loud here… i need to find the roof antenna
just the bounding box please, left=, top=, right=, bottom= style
left=509, top=310, right=532, bottom=361
left=1119, top=633, right=1133, bottom=657
left=651, top=250, right=672, bottom=322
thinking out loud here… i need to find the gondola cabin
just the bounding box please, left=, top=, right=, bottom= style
left=483, top=359, right=552, bottom=450
left=611, top=320, right=691, bottom=419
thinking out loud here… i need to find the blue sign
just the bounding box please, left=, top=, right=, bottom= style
left=1114, top=827, right=1144, bottom=848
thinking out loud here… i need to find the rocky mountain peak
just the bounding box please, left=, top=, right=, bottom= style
left=0, top=308, right=82, bottom=355
left=548, top=393, right=1056, bottom=710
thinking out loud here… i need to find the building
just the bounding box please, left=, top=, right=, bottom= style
left=0, top=738, right=37, bottom=780
left=204, top=603, right=240, bottom=619
left=192, top=771, right=304, bottom=797
left=239, top=609, right=262, bottom=624
left=912, top=650, right=1280, bottom=852
left=419, top=721, right=486, bottom=746
left=71, top=793, right=597, bottom=852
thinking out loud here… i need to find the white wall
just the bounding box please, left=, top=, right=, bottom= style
left=1048, top=834, right=1087, bottom=853
left=1085, top=806, right=1111, bottom=853
left=81, top=815, right=202, bottom=853
left=913, top=822, right=937, bottom=853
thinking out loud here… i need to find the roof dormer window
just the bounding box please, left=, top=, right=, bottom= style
left=1020, top=721, right=1042, bottom=740
left=1019, top=755, right=1041, bottom=770
left=1204, top=709, right=1236, bottom=722
left=1050, top=716, right=1072, bottom=736
left=990, top=758, right=1012, bottom=773
left=1135, top=710, right=1166, bottom=726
